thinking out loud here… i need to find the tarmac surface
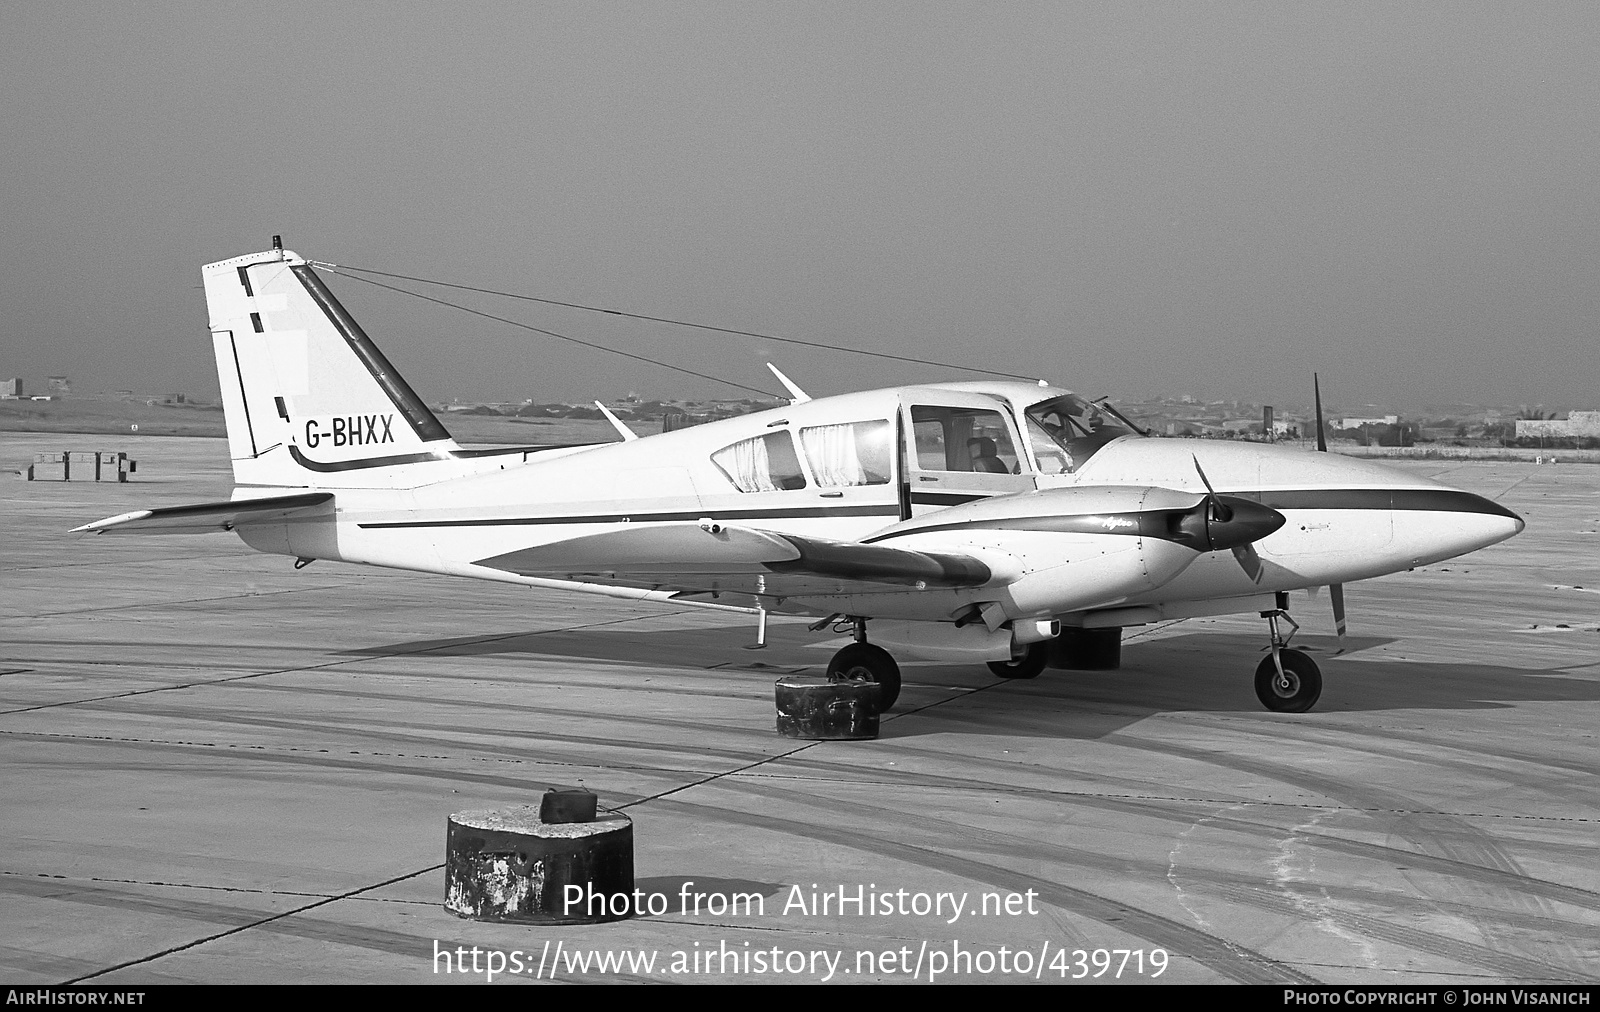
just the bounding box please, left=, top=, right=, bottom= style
left=2, top=433, right=1597, bottom=985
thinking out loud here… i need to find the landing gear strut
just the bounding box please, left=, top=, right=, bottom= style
left=1254, top=592, right=1322, bottom=713
left=825, top=617, right=902, bottom=711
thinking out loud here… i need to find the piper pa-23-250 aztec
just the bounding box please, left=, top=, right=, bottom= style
left=76, top=245, right=1524, bottom=713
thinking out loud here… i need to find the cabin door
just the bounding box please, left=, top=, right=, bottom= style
left=901, top=395, right=1034, bottom=516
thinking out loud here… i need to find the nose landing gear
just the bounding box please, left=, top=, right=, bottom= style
left=1254, top=592, right=1322, bottom=713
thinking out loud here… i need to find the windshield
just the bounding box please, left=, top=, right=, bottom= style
left=1025, top=395, right=1135, bottom=473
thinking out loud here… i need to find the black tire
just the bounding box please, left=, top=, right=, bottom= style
left=988, top=642, right=1048, bottom=679
left=1254, top=648, right=1322, bottom=713
left=826, top=642, right=902, bottom=711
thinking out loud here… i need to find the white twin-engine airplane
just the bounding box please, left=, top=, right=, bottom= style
left=76, top=246, right=1524, bottom=714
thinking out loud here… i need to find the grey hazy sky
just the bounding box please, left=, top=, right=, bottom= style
left=4, top=2, right=1598, bottom=411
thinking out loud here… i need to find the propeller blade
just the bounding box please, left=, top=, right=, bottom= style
left=1314, top=372, right=1328, bottom=452
left=1329, top=582, right=1347, bottom=653
left=1191, top=453, right=1281, bottom=583
left=1190, top=454, right=1232, bottom=522
left=1233, top=544, right=1264, bottom=583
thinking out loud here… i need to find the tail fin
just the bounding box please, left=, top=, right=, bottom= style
left=204, top=247, right=463, bottom=487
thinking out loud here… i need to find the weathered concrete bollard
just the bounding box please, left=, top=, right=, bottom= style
left=445, top=793, right=634, bottom=924
left=774, top=677, right=880, bottom=740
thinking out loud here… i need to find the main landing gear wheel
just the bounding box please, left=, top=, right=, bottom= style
left=987, top=641, right=1048, bottom=679
left=1254, top=648, right=1322, bottom=713
left=827, top=642, right=902, bottom=712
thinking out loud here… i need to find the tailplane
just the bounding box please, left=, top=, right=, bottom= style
left=204, top=245, right=463, bottom=487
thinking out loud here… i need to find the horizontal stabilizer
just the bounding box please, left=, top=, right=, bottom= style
left=72, top=492, right=334, bottom=534
left=475, top=522, right=991, bottom=597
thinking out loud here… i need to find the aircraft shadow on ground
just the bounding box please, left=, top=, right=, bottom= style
left=342, top=626, right=1600, bottom=743
left=341, top=624, right=827, bottom=669
left=951, top=630, right=1600, bottom=735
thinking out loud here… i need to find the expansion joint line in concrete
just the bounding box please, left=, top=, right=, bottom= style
left=4, top=582, right=361, bottom=621
left=60, top=863, right=445, bottom=985
left=1, top=869, right=435, bottom=905
left=615, top=677, right=1011, bottom=812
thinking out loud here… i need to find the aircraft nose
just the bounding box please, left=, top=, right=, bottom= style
left=1376, top=482, right=1525, bottom=564
left=1430, top=487, right=1524, bottom=540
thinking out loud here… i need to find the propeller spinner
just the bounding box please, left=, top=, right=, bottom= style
left=1173, top=455, right=1286, bottom=581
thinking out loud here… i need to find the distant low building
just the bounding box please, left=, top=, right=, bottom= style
left=1516, top=411, right=1600, bottom=439
left=47, top=376, right=70, bottom=396
left=1338, top=415, right=1397, bottom=428
left=0, top=378, right=20, bottom=399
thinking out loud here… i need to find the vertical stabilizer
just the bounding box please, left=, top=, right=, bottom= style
left=204, top=248, right=462, bottom=487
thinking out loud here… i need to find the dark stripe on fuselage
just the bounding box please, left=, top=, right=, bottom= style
left=911, top=490, right=988, bottom=506
left=358, top=504, right=904, bottom=529
left=868, top=511, right=1182, bottom=544
left=866, top=487, right=1514, bottom=544
left=1238, top=487, right=1519, bottom=520
left=352, top=486, right=1513, bottom=532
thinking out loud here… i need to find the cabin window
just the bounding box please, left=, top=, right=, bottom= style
left=799, top=420, right=893, bottom=487
left=909, top=406, right=1019, bottom=474
left=711, top=431, right=807, bottom=492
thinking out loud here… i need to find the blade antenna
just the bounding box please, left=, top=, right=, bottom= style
left=766, top=363, right=812, bottom=404
left=595, top=402, right=639, bottom=442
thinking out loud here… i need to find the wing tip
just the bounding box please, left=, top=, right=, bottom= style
left=71, top=510, right=153, bottom=533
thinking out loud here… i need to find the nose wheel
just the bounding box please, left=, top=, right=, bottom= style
left=1254, top=649, right=1321, bottom=712
left=1255, top=593, right=1322, bottom=712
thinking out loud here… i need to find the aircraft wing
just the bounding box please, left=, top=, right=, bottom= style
left=474, top=522, right=992, bottom=601
left=71, top=492, right=334, bottom=534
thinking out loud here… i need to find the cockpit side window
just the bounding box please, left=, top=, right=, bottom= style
left=710, top=431, right=807, bottom=492
left=909, top=406, right=1019, bottom=473
left=799, top=420, right=892, bottom=487
left=1025, top=414, right=1074, bottom=474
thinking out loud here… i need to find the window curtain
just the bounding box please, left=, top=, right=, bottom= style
left=801, top=423, right=866, bottom=486
left=712, top=436, right=777, bottom=492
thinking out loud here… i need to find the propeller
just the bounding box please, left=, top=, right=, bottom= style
left=1313, top=372, right=1346, bottom=652
left=1190, top=454, right=1277, bottom=582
